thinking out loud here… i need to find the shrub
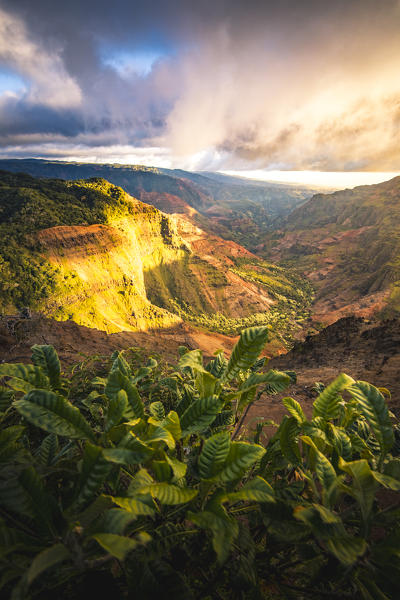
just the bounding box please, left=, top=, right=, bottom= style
left=0, top=328, right=399, bottom=599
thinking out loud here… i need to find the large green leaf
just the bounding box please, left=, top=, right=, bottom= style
left=282, top=397, right=306, bottom=424
left=313, top=373, right=354, bottom=421
left=198, top=432, right=230, bottom=479
left=37, top=433, right=58, bottom=466
left=14, top=390, right=95, bottom=441
left=178, top=349, right=207, bottom=375
left=105, top=389, right=128, bottom=432
left=0, top=363, right=49, bottom=390
left=222, top=326, right=269, bottom=383
left=338, top=457, right=377, bottom=522
left=326, top=536, right=367, bottom=566
left=105, top=369, right=144, bottom=419
left=279, top=416, right=301, bottom=464
left=188, top=509, right=239, bottom=563
left=162, top=411, right=181, bottom=441
left=302, top=436, right=337, bottom=503
left=223, top=476, right=275, bottom=504
left=18, top=466, right=56, bottom=533
left=215, top=442, right=265, bottom=482
left=327, top=424, right=352, bottom=461
left=102, top=508, right=138, bottom=534
left=165, top=454, right=187, bottom=480
left=140, top=483, right=198, bottom=505
left=348, top=382, right=394, bottom=455
left=93, top=532, right=150, bottom=560
left=31, top=345, right=61, bottom=390
left=180, top=396, right=222, bottom=436
left=149, top=401, right=165, bottom=420
left=110, top=352, right=131, bottom=376
left=109, top=495, right=156, bottom=516
left=238, top=370, right=291, bottom=411
left=26, top=543, right=70, bottom=586
left=74, top=444, right=111, bottom=509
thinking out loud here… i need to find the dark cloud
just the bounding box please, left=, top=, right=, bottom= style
left=0, top=0, right=400, bottom=169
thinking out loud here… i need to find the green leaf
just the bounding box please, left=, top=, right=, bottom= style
left=127, top=468, right=154, bottom=495
left=102, top=508, right=138, bottom=534
left=162, top=411, right=181, bottom=441
left=302, top=436, right=337, bottom=502
left=111, top=352, right=131, bottom=376
left=180, top=396, right=222, bottom=436
left=26, top=543, right=70, bottom=586
left=326, top=536, right=367, bottom=566
left=105, top=370, right=144, bottom=419
left=198, top=432, right=230, bottom=479
left=327, top=424, right=352, bottom=461
left=14, top=390, right=95, bottom=441
left=238, top=370, right=291, bottom=411
left=279, top=417, right=301, bottom=464
left=313, top=373, right=354, bottom=421
left=93, top=532, right=150, bottom=560
left=0, top=386, right=14, bottom=412
left=75, top=444, right=111, bottom=509
left=188, top=509, right=238, bottom=563
left=372, top=471, right=400, bottom=491
left=179, top=349, right=207, bottom=374
left=18, top=467, right=55, bottom=531
left=103, top=446, right=152, bottom=465
left=152, top=460, right=172, bottom=482
left=146, top=426, right=175, bottom=449
left=140, top=483, right=198, bottom=505
left=348, top=382, right=394, bottom=455
left=0, top=363, right=49, bottom=390
left=282, top=397, right=306, bottom=424
left=165, top=454, right=187, bottom=480
left=105, top=389, right=128, bottom=432
left=149, top=401, right=165, bottom=420
left=37, top=433, right=58, bottom=466
left=223, top=476, right=275, bottom=504
left=31, top=345, right=61, bottom=390
left=109, top=495, right=156, bottom=516
left=338, top=457, right=377, bottom=522
left=215, top=442, right=265, bottom=483
left=222, top=326, right=269, bottom=383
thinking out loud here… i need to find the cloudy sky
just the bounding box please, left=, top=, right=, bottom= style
left=0, top=0, right=400, bottom=184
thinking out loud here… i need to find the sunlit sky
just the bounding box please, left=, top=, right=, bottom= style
left=0, top=1, right=400, bottom=183
left=221, top=170, right=400, bottom=189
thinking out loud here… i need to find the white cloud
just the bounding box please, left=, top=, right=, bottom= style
left=0, top=8, right=81, bottom=108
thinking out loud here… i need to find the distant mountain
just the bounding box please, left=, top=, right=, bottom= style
left=263, top=176, right=400, bottom=322
left=0, top=170, right=312, bottom=345
left=0, top=159, right=318, bottom=250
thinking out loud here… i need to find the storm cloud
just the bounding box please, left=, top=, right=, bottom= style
left=0, top=0, right=400, bottom=171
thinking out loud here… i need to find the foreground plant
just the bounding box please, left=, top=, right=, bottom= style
left=0, top=327, right=399, bottom=599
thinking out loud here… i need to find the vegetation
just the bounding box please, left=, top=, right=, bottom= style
left=0, top=171, right=162, bottom=311
left=0, top=327, right=399, bottom=599
left=169, top=260, right=314, bottom=344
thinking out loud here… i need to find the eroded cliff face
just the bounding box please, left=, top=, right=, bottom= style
left=34, top=205, right=276, bottom=334
left=36, top=210, right=188, bottom=333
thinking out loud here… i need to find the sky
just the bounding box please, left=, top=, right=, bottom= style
left=0, top=0, right=400, bottom=186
